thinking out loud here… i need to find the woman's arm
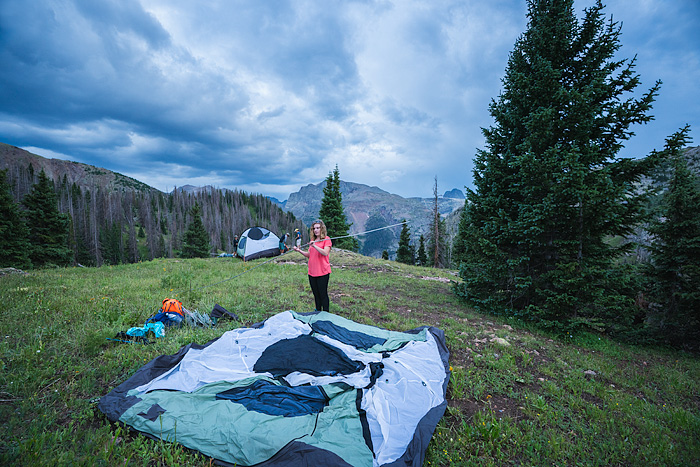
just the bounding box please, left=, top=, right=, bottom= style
left=310, top=239, right=331, bottom=257
left=293, top=245, right=311, bottom=258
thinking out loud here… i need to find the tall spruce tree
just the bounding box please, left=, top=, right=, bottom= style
left=427, top=178, right=447, bottom=268
left=23, top=169, right=72, bottom=267
left=396, top=220, right=414, bottom=264
left=319, top=166, right=358, bottom=251
left=451, top=206, right=468, bottom=266
left=417, top=234, right=428, bottom=266
left=181, top=202, right=211, bottom=258
left=456, top=0, right=665, bottom=331
left=645, top=128, right=700, bottom=347
left=101, top=221, right=124, bottom=265
left=0, top=169, right=32, bottom=269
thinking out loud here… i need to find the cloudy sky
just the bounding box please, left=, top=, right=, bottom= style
left=1, top=0, right=698, bottom=201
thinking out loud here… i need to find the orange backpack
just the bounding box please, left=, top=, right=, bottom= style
left=161, top=298, right=184, bottom=316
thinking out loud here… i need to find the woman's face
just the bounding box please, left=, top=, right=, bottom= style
left=312, top=223, right=322, bottom=236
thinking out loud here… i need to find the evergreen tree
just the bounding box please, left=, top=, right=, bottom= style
left=22, top=169, right=72, bottom=267
left=417, top=235, right=428, bottom=266
left=319, top=166, right=358, bottom=251
left=100, top=221, right=123, bottom=265
left=0, top=169, right=32, bottom=269
left=382, top=250, right=389, bottom=260
left=396, top=220, right=414, bottom=264
left=645, top=128, right=700, bottom=347
left=452, top=206, right=468, bottom=266
left=181, top=202, right=211, bottom=258
left=427, top=178, right=447, bottom=268
left=456, top=0, right=664, bottom=331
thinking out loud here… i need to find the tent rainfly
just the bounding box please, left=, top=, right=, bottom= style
left=98, top=310, right=450, bottom=466
left=236, top=226, right=281, bottom=261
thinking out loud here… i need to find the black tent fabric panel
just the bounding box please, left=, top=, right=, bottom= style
left=247, top=227, right=265, bottom=240
left=215, top=379, right=329, bottom=417
left=245, top=248, right=280, bottom=261
left=382, top=401, right=447, bottom=467
left=356, top=388, right=374, bottom=456
left=137, top=403, right=166, bottom=422
left=253, top=334, right=365, bottom=377
left=98, top=339, right=220, bottom=422
left=211, top=303, right=239, bottom=321
left=311, top=319, right=386, bottom=350
left=380, top=327, right=450, bottom=467
left=247, top=441, right=354, bottom=467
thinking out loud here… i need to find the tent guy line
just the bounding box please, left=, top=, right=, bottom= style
left=175, top=221, right=410, bottom=295
left=324, top=220, right=408, bottom=241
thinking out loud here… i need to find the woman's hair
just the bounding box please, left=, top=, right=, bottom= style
left=310, top=219, right=327, bottom=241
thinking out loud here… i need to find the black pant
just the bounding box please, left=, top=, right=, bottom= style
left=308, top=274, right=330, bottom=311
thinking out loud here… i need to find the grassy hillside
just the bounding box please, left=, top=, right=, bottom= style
left=0, top=252, right=698, bottom=466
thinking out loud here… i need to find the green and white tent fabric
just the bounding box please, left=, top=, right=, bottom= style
left=99, top=310, right=450, bottom=466
left=236, top=226, right=281, bottom=261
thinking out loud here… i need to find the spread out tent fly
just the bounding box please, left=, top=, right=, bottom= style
left=98, top=310, right=450, bottom=466
left=236, top=226, right=281, bottom=261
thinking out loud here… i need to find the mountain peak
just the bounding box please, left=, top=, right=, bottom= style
left=443, top=188, right=465, bottom=199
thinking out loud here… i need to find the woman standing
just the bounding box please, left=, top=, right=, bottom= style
left=293, top=220, right=332, bottom=311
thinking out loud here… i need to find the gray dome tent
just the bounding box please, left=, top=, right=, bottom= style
left=236, top=226, right=280, bottom=261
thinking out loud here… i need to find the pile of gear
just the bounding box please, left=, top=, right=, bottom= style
left=108, top=299, right=239, bottom=345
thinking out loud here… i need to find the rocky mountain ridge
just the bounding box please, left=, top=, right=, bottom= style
left=282, top=180, right=465, bottom=256
left=0, top=143, right=155, bottom=194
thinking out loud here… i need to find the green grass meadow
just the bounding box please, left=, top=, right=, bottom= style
left=1, top=251, right=698, bottom=466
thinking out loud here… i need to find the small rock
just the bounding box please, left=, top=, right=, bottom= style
left=584, top=370, right=597, bottom=376
left=491, top=337, right=511, bottom=346
left=0, top=267, right=28, bottom=277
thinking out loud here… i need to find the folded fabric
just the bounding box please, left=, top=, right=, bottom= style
left=126, top=322, right=165, bottom=338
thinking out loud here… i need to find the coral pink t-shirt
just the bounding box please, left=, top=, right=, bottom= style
left=308, top=237, right=332, bottom=277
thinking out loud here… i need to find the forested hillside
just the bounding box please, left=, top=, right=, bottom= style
left=1, top=145, right=302, bottom=267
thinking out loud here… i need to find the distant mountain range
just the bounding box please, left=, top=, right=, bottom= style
left=279, top=180, right=465, bottom=256
left=185, top=180, right=466, bottom=257
left=5, top=141, right=697, bottom=260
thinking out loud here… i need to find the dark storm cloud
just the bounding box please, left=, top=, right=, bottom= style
left=0, top=0, right=698, bottom=200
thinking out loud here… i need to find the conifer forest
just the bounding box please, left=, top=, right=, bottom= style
left=1, top=162, right=303, bottom=267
